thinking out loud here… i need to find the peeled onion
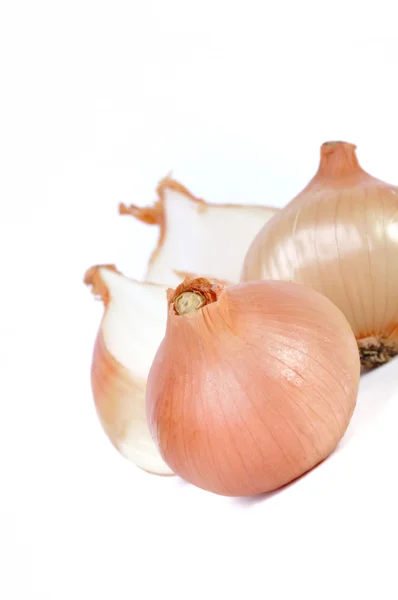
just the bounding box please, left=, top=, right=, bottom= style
left=242, top=141, right=398, bottom=369
left=146, top=277, right=360, bottom=496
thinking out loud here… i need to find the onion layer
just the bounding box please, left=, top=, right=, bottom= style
left=146, top=277, right=360, bottom=496
left=84, top=265, right=173, bottom=475
left=120, top=176, right=278, bottom=285
left=242, top=141, right=398, bottom=369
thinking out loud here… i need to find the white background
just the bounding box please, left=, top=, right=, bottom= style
left=1, top=1, right=398, bottom=598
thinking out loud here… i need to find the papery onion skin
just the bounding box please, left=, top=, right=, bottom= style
left=84, top=264, right=173, bottom=476
left=242, top=141, right=398, bottom=369
left=146, top=277, right=360, bottom=496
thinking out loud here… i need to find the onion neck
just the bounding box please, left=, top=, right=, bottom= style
left=315, top=141, right=364, bottom=179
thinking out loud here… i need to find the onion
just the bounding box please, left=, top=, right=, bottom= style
left=120, top=176, right=278, bottom=285
left=242, top=141, right=398, bottom=370
left=84, top=264, right=173, bottom=475
left=146, top=277, right=360, bottom=496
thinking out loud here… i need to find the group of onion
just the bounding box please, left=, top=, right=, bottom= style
left=85, top=141, right=398, bottom=497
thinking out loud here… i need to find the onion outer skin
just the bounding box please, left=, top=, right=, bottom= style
left=146, top=278, right=360, bottom=497
left=242, top=141, right=398, bottom=368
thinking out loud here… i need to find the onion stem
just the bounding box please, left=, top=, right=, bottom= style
left=175, top=291, right=206, bottom=315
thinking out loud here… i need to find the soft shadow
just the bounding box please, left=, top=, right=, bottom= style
left=173, top=476, right=191, bottom=488
left=232, top=486, right=283, bottom=507
left=231, top=459, right=325, bottom=507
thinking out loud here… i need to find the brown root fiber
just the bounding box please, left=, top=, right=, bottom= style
left=358, top=337, right=398, bottom=371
